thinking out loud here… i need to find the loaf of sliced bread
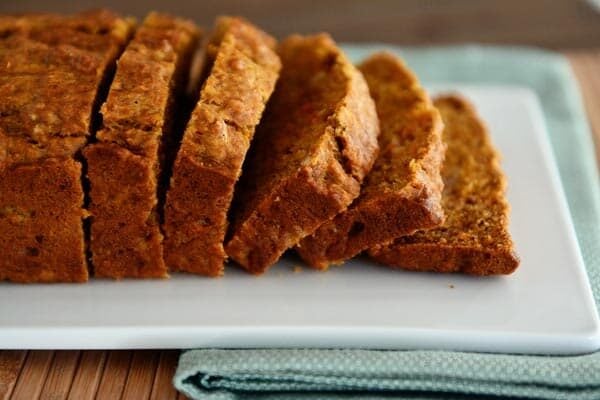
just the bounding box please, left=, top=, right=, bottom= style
left=225, top=34, right=380, bottom=274
left=369, top=95, right=520, bottom=275
left=163, top=17, right=281, bottom=276
left=0, top=10, right=134, bottom=282
left=297, top=52, right=445, bottom=269
left=84, top=13, right=201, bottom=279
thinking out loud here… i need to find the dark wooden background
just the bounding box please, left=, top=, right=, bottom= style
left=1, top=0, right=600, bottom=49
left=1, top=1, right=600, bottom=399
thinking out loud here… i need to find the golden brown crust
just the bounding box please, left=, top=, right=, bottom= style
left=97, top=12, right=200, bottom=157
left=369, top=95, right=520, bottom=275
left=0, top=10, right=134, bottom=163
left=0, top=159, right=87, bottom=283
left=0, top=38, right=105, bottom=163
left=0, top=9, right=134, bottom=56
left=225, top=34, right=380, bottom=274
left=297, top=52, right=445, bottom=269
left=0, top=10, right=134, bottom=283
left=164, top=16, right=281, bottom=276
left=84, top=13, right=200, bottom=279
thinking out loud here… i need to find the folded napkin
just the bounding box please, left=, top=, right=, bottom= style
left=174, top=46, right=600, bottom=400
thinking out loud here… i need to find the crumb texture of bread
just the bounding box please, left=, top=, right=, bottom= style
left=0, top=159, right=87, bottom=282
left=297, top=52, right=445, bottom=269
left=225, top=34, right=380, bottom=274
left=163, top=16, right=281, bottom=276
left=0, top=10, right=134, bottom=282
left=369, top=95, right=519, bottom=275
left=84, top=12, right=201, bottom=279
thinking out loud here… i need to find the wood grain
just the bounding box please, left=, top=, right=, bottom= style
left=95, top=351, right=132, bottom=400
left=68, top=351, right=107, bottom=400
left=39, top=351, right=81, bottom=400
left=0, top=351, right=27, bottom=400
left=10, top=351, right=54, bottom=400
left=150, top=351, right=180, bottom=400
left=0, top=52, right=597, bottom=400
left=121, top=351, right=160, bottom=400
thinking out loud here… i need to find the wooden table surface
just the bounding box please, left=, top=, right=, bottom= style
left=0, top=49, right=598, bottom=400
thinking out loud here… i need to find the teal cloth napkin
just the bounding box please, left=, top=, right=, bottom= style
left=174, top=46, right=600, bottom=400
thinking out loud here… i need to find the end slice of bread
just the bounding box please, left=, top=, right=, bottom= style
left=369, top=95, right=520, bottom=275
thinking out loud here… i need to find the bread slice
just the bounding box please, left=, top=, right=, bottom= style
left=369, top=95, right=520, bottom=275
left=0, top=10, right=134, bottom=282
left=297, top=52, right=445, bottom=269
left=163, top=17, right=281, bottom=276
left=225, top=34, right=380, bottom=274
left=84, top=13, right=200, bottom=279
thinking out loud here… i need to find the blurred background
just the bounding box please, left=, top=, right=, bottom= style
left=1, top=0, right=599, bottom=49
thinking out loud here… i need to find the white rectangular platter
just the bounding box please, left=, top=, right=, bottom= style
left=1, top=85, right=598, bottom=355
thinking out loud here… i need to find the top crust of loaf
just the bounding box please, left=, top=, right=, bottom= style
left=0, top=10, right=134, bottom=164
left=97, top=12, right=200, bottom=158
left=369, top=95, right=519, bottom=275
left=0, top=9, right=133, bottom=56
left=225, top=34, right=380, bottom=273
left=297, top=52, right=445, bottom=268
left=180, top=17, right=281, bottom=178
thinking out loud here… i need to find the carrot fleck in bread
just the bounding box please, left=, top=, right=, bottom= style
left=84, top=13, right=200, bottom=279
left=0, top=10, right=134, bottom=283
left=369, top=95, right=520, bottom=275
left=225, top=34, right=380, bottom=274
left=163, top=17, right=281, bottom=276
left=297, top=52, right=445, bottom=269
